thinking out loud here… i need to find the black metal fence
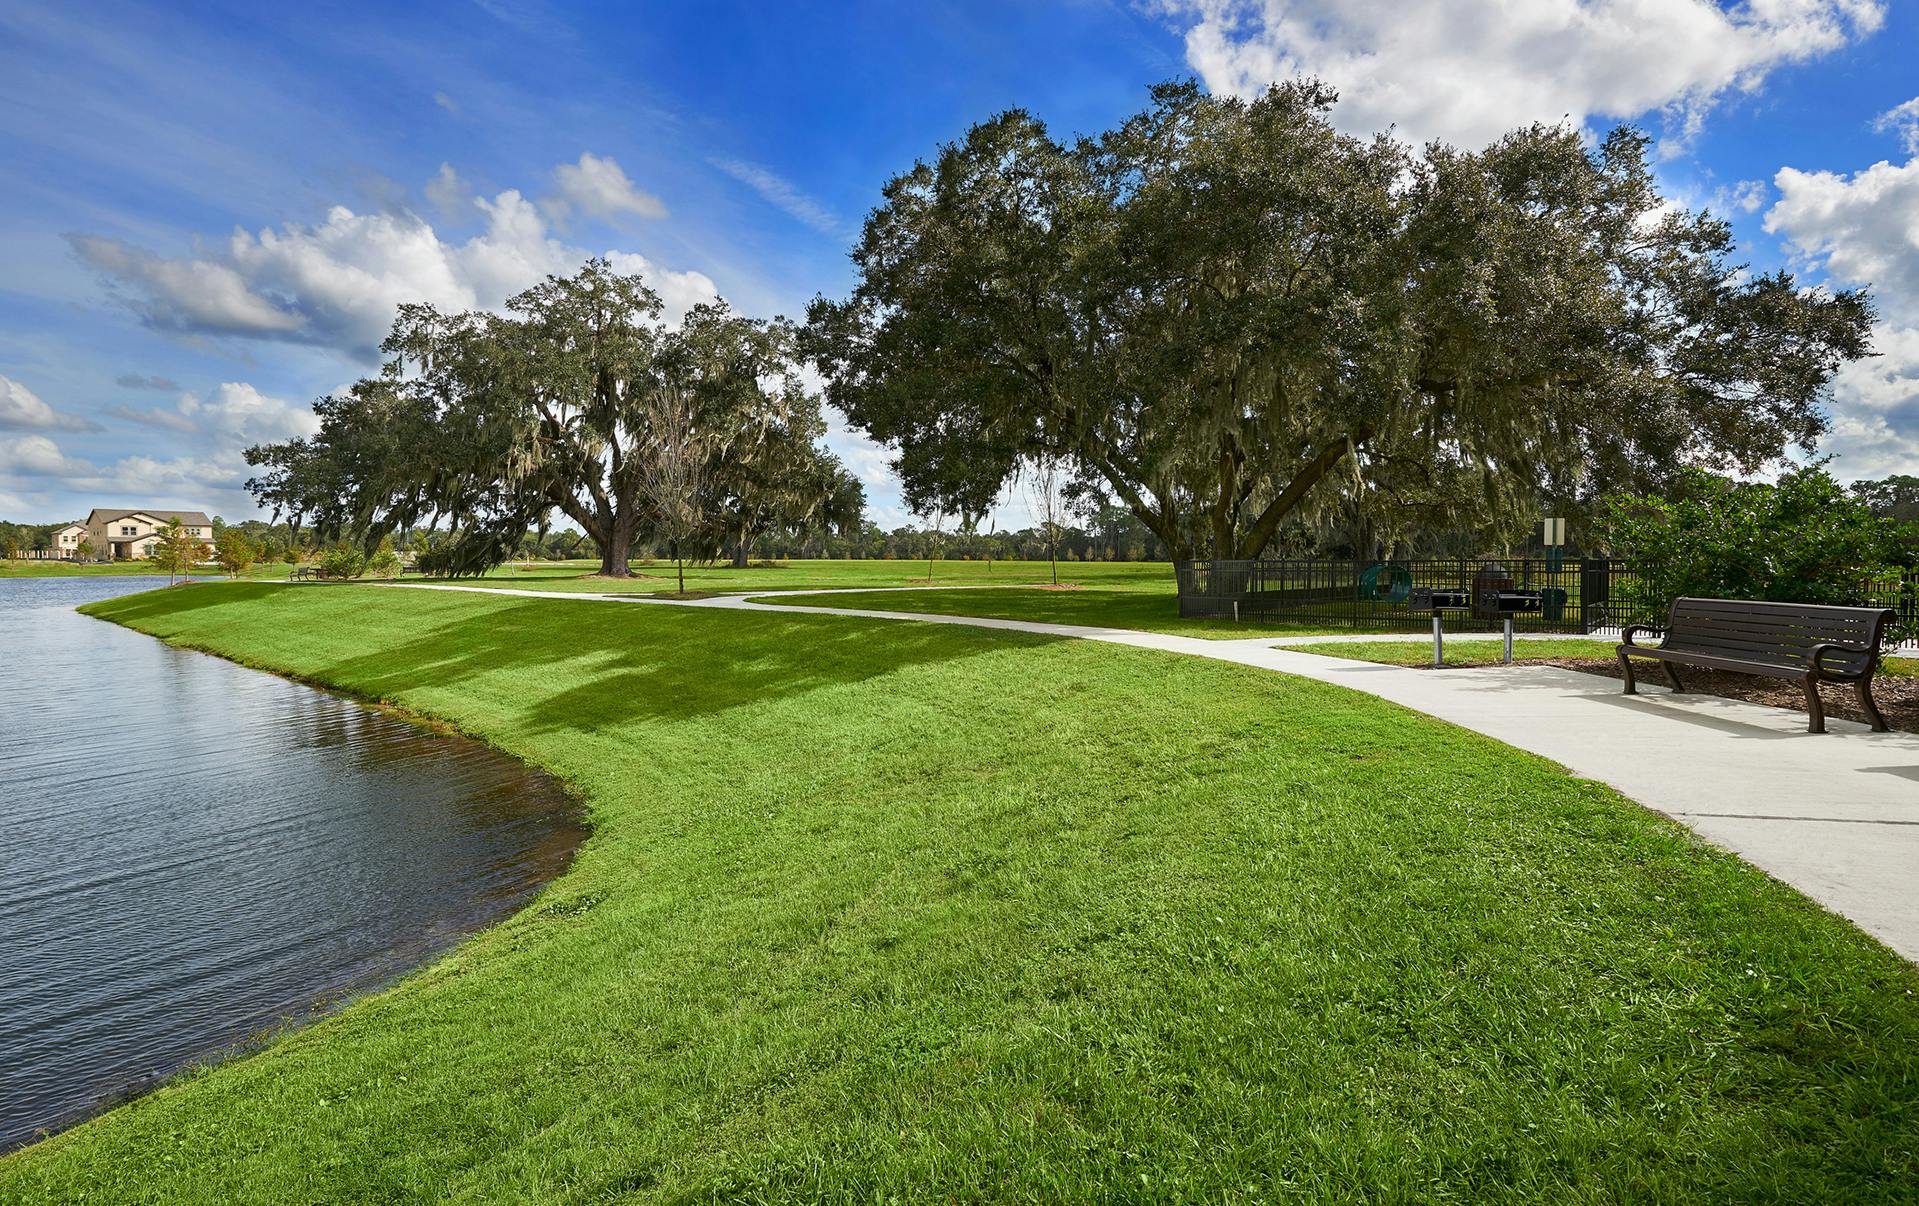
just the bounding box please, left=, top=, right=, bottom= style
left=1175, top=558, right=1919, bottom=647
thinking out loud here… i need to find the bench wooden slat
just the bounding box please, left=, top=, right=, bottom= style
left=1666, top=611, right=1876, bottom=637
left=1617, top=596, right=1893, bottom=734
left=1628, top=647, right=1867, bottom=679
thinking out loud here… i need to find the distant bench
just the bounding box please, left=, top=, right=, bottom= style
left=1617, top=597, right=1895, bottom=734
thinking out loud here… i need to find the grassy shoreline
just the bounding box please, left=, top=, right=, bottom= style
left=0, top=560, right=298, bottom=580
left=7, top=582, right=1917, bottom=1201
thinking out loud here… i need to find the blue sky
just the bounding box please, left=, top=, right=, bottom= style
left=2, top=0, right=1916, bottom=526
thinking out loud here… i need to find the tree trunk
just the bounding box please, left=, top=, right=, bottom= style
left=1232, top=429, right=1373, bottom=560
left=732, top=542, right=748, bottom=568
left=598, top=520, right=634, bottom=577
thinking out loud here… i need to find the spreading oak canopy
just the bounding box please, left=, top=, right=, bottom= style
left=805, top=81, right=1874, bottom=561
left=246, top=260, right=861, bottom=577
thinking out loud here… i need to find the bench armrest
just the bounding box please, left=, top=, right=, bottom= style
left=1620, top=625, right=1664, bottom=648
left=1809, top=641, right=1877, bottom=675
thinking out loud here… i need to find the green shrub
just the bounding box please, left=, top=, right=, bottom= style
left=1602, top=467, right=1913, bottom=636
left=366, top=535, right=402, bottom=579
left=317, top=541, right=365, bottom=580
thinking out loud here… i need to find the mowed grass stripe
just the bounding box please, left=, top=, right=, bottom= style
left=3, top=582, right=1913, bottom=1203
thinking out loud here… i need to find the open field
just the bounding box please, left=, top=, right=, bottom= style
left=359, top=557, right=1358, bottom=638
left=473, top=557, right=1175, bottom=594
left=4, top=582, right=1914, bottom=1201
left=751, top=583, right=1356, bottom=639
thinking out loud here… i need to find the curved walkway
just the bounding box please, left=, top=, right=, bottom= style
left=386, top=582, right=1919, bottom=961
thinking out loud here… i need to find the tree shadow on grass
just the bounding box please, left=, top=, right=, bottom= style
left=82, top=581, right=291, bottom=625
left=313, top=598, right=1068, bottom=733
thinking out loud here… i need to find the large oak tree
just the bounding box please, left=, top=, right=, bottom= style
left=806, top=81, right=1874, bottom=562
left=247, top=260, right=859, bottom=577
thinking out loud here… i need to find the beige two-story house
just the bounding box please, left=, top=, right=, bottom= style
left=84, top=509, right=213, bottom=561
left=50, top=523, right=89, bottom=558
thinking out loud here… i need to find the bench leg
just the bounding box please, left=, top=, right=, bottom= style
left=1660, top=661, right=1685, bottom=692
left=1617, top=649, right=1637, bottom=695
left=1857, top=678, right=1891, bottom=732
left=1803, top=674, right=1826, bottom=734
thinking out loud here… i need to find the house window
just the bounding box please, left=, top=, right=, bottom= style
left=121, top=526, right=136, bottom=535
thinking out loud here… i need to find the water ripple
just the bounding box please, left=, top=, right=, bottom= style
left=0, top=577, right=584, bottom=1152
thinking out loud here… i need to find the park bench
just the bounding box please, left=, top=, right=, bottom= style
left=1617, top=597, right=1896, bottom=734
left=290, top=566, right=318, bottom=582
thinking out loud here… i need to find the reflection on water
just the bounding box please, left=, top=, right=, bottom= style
left=0, top=577, right=584, bottom=1152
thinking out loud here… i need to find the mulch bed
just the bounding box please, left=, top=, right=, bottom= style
left=1518, top=656, right=1919, bottom=735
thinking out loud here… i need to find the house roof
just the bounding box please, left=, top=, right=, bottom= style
left=86, top=508, right=213, bottom=527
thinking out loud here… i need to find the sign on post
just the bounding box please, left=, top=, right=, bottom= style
left=1543, top=516, right=1566, bottom=571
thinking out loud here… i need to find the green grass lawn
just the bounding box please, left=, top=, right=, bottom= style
left=745, top=583, right=1235, bottom=635
left=472, top=556, right=1175, bottom=595
left=7, top=583, right=1917, bottom=1201
left=426, top=557, right=1339, bottom=637
left=1290, top=637, right=1619, bottom=667
left=745, top=582, right=1355, bottom=639
left=0, top=559, right=295, bottom=579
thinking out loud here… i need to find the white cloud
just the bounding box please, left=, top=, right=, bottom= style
left=114, top=373, right=179, bottom=391
left=1767, top=156, right=1919, bottom=324
left=0, top=374, right=100, bottom=432
left=1717, top=179, right=1769, bottom=214
left=821, top=403, right=895, bottom=491
left=1165, top=0, right=1884, bottom=151
left=2, top=423, right=275, bottom=520
left=71, top=172, right=716, bottom=360
left=0, top=433, right=95, bottom=478
left=106, top=382, right=321, bottom=445
left=548, top=152, right=668, bottom=221
left=425, top=162, right=471, bottom=217
left=1765, top=151, right=1919, bottom=480
left=1821, top=325, right=1919, bottom=480
left=1873, top=96, right=1919, bottom=156
left=69, top=233, right=306, bottom=336
left=76, top=453, right=248, bottom=500
left=433, top=91, right=461, bottom=116
left=709, top=157, right=842, bottom=234
left=101, top=403, right=196, bottom=433
left=602, top=251, right=720, bottom=324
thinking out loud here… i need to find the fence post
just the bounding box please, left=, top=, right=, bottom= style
left=1579, top=558, right=1611, bottom=633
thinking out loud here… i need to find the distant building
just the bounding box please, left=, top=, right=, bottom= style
left=50, top=523, right=88, bottom=558
left=84, top=508, right=213, bottom=561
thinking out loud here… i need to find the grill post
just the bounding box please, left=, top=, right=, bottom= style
left=1432, top=613, right=1443, bottom=667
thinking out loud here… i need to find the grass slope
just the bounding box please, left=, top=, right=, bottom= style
left=6, top=583, right=1916, bottom=1202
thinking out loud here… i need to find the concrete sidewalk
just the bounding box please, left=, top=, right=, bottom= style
left=385, top=582, right=1919, bottom=961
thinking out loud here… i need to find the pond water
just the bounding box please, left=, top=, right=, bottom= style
left=0, top=576, right=585, bottom=1152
